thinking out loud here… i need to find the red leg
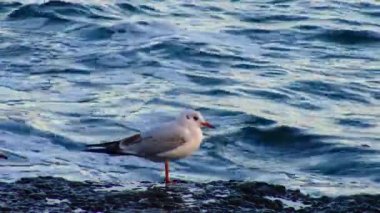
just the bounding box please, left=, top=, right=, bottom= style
left=165, top=160, right=170, bottom=184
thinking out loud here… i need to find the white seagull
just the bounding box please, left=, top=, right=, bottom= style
left=85, top=109, right=214, bottom=183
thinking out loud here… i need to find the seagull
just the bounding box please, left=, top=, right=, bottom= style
left=85, top=109, right=214, bottom=184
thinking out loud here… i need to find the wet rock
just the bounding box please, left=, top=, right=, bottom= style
left=0, top=176, right=380, bottom=212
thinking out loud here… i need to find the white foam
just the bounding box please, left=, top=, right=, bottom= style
left=265, top=196, right=310, bottom=210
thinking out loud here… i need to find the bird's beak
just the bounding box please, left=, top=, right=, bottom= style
left=201, top=121, right=215, bottom=128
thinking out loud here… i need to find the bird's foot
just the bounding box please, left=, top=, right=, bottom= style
left=164, top=179, right=186, bottom=185
left=164, top=179, right=178, bottom=185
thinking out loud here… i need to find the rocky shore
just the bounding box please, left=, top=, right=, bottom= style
left=1, top=177, right=379, bottom=212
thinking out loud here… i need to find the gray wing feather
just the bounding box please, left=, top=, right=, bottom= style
left=136, top=136, right=186, bottom=156
left=123, top=123, right=188, bottom=156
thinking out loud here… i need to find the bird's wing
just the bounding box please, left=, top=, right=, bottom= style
left=125, top=123, right=188, bottom=157
left=84, top=123, right=189, bottom=157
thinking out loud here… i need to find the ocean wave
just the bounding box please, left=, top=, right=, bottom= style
left=287, top=80, right=371, bottom=104
left=306, top=155, right=380, bottom=178
left=238, top=125, right=328, bottom=149
left=241, top=14, right=308, bottom=23
left=7, top=1, right=117, bottom=23
left=336, top=118, right=377, bottom=129
left=0, top=120, right=82, bottom=151
left=317, top=29, right=380, bottom=44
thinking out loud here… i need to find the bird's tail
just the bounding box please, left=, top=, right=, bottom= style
left=84, top=134, right=141, bottom=156
left=84, top=140, right=125, bottom=155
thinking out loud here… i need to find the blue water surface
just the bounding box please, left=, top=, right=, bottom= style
left=0, top=0, right=379, bottom=196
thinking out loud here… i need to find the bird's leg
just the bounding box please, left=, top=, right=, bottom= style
left=165, top=160, right=170, bottom=184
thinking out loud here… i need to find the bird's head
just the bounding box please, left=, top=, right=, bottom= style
left=178, top=109, right=214, bottom=129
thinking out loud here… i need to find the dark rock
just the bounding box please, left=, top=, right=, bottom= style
left=0, top=176, right=379, bottom=212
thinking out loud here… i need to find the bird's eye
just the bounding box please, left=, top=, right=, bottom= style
left=193, top=116, right=199, bottom=121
